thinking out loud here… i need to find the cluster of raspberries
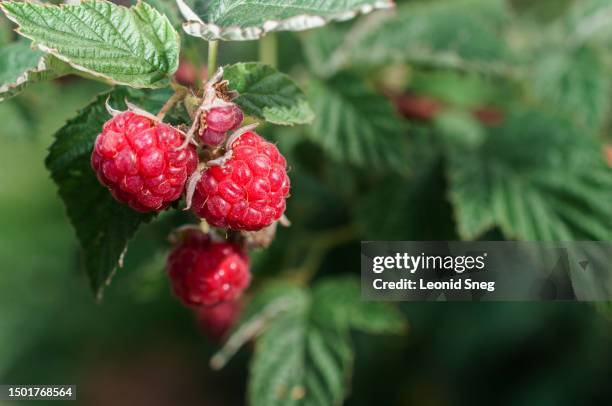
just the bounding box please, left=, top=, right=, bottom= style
left=91, top=99, right=289, bottom=339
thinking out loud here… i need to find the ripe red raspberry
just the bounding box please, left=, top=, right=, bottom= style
left=192, top=131, right=290, bottom=231
left=194, top=301, right=241, bottom=340
left=206, top=105, right=243, bottom=133
left=167, top=230, right=250, bottom=307
left=91, top=112, right=198, bottom=212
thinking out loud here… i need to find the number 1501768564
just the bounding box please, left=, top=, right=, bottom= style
left=2, top=385, right=75, bottom=400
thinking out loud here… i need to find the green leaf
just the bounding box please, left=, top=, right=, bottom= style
left=1, top=0, right=179, bottom=88
left=0, top=40, right=71, bottom=101
left=566, top=0, right=612, bottom=45
left=176, top=0, right=394, bottom=41
left=350, top=0, right=512, bottom=75
left=566, top=243, right=612, bottom=302
left=0, top=15, right=12, bottom=46
left=249, top=308, right=352, bottom=406
left=45, top=87, right=174, bottom=299
left=224, top=62, right=314, bottom=126
left=211, top=282, right=307, bottom=370
left=301, top=24, right=349, bottom=78
left=308, top=72, right=407, bottom=172
left=237, top=282, right=306, bottom=327
left=411, top=70, right=501, bottom=109
left=146, top=0, right=183, bottom=29
left=357, top=133, right=457, bottom=240
left=532, top=46, right=610, bottom=134
left=216, top=278, right=406, bottom=406
left=447, top=112, right=612, bottom=240
left=312, top=277, right=407, bottom=335
left=510, top=0, right=574, bottom=23
left=433, top=109, right=485, bottom=147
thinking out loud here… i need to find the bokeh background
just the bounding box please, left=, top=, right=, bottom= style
left=2, top=0, right=612, bottom=405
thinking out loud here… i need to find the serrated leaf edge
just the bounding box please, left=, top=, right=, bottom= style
left=445, top=171, right=493, bottom=240
left=225, top=61, right=315, bottom=125
left=0, top=0, right=176, bottom=89
left=0, top=53, right=47, bottom=102
left=211, top=295, right=302, bottom=370
left=176, top=0, right=395, bottom=41
left=262, top=99, right=315, bottom=125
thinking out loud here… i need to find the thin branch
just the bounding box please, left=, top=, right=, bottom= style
left=156, top=87, right=187, bottom=120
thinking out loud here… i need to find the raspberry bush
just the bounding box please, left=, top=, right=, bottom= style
left=1, top=0, right=406, bottom=403
left=4, top=0, right=612, bottom=405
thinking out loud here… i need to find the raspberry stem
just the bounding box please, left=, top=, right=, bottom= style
left=157, top=87, right=187, bottom=120
left=259, top=34, right=277, bottom=68
left=207, top=40, right=219, bottom=78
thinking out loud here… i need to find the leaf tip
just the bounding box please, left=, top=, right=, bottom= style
left=209, top=354, right=224, bottom=370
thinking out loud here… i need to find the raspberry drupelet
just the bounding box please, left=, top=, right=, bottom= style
left=91, top=112, right=198, bottom=212
left=167, top=230, right=250, bottom=307
left=192, top=131, right=290, bottom=231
